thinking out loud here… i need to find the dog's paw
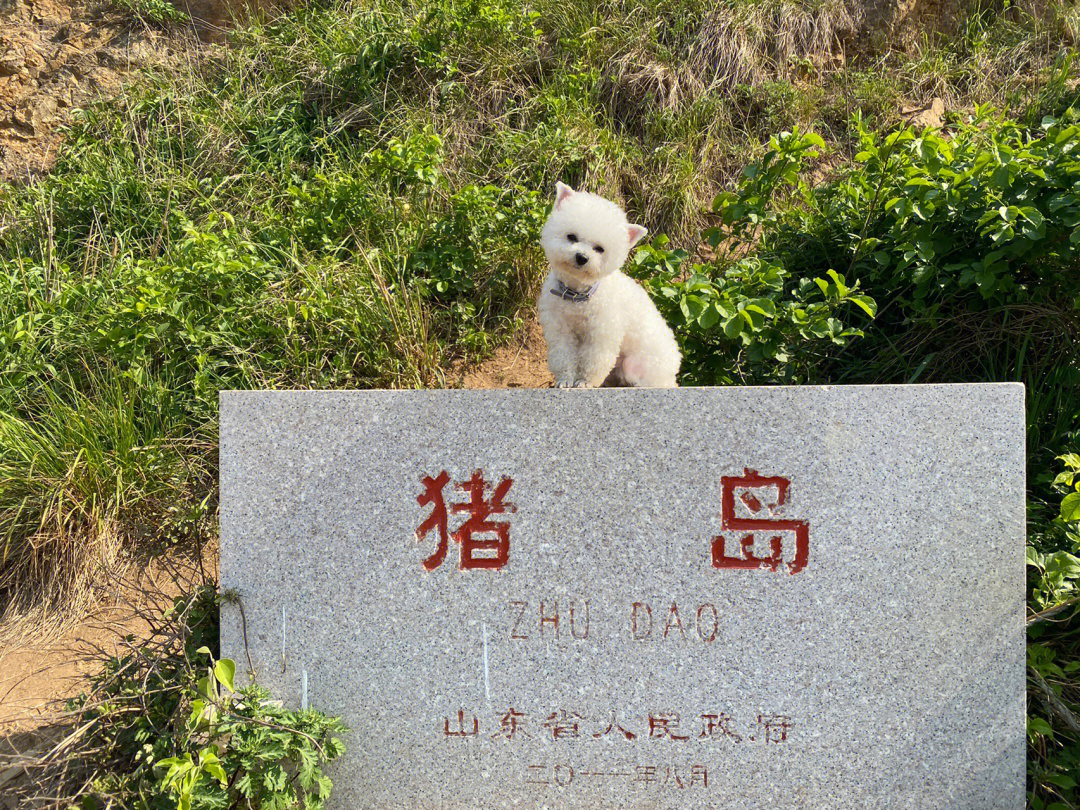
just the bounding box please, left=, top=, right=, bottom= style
left=572, top=379, right=591, bottom=388
left=555, top=379, right=575, bottom=389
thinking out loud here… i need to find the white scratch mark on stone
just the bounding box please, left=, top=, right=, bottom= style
left=482, top=622, right=491, bottom=704
left=302, top=669, right=309, bottom=711
left=281, top=605, right=287, bottom=674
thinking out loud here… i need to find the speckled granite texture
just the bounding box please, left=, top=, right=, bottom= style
left=219, top=385, right=1025, bottom=810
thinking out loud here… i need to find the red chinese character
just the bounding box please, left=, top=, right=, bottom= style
left=712, top=468, right=809, bottom=574
left=699, top=712, right=742, bottom=743
left=416, top=470, right=515, bottom=570
left=648, top=713, right=689, bottom=741
left=453, top=470, right=514, bottom=569
left=543, top=709, right=586, bottom=740
left=593, top=710, right=637, bottom=741
left=444, top=709, right=479, bottom=737
left=757, top=713, right=794, bottom=743
left=416, top=471, right=452, bottom=571
left=492, top=708, right=530, bottom=740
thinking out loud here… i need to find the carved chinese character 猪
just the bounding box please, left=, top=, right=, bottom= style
left=415, top=469, right=515, bottom=570
left=711, top=468, right=809, bottom=574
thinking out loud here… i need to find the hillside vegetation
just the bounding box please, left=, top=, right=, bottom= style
left=1, top=0, right=1079, bottom=804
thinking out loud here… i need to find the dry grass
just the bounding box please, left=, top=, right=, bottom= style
left=689, top=0, right=854, bottom=86
left=609, top=0, right=854, bottom=113
left=0, top=374, right=216, bottom=642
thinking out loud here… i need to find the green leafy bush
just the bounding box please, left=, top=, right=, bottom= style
left=408, top=184, right=546, bottom=320
left=1058, top=452, right=1080, bottom=524
left=1030, top=451, right=1080, bottom=610
left=26, top=587, right=349, bottom=810
left=813, top=108, right=1080, bottom=316
left=699, top=111, right=1080, bottom=331
left=1028, top=449, right=1080, bottom=807
left=630, top=238, right=874, bottom=384
left=626, top=129, right=879, bottom=385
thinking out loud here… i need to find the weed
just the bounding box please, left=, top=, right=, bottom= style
left=111, top=0, right=190, bottom=26
left=0, top=586, right=347, bottom=809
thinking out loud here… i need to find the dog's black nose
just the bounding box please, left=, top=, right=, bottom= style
left=574, top=252, right=588, bottom=266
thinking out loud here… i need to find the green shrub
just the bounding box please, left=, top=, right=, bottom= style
left=630, top=238, right=873, bottom=384
left=15, top=587, right=349, bottom=810
left=628, top=128, right=878, bottom=384
left=1030, top=450, right=1080, bottom=610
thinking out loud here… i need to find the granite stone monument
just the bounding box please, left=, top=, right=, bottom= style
left=220, top=385, right=1025, bottom=809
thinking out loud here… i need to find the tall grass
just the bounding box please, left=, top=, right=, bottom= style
left=0, top=370, right=210, bottom=626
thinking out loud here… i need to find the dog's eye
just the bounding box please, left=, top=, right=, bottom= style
left=594, top=245, right=604, bottom=253
left=567, top=233, right=577, bottom=242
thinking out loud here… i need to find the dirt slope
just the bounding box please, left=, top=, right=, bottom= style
left=0, top=0, right=189, bottom=181
left=0, top=545, right=215, bottom=738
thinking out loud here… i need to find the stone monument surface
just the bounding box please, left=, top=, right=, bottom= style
left=219, top=385, right=1026, bottom=809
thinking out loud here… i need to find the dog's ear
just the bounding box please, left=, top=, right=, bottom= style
left=554, top=182, right=576, bottom=209
left=627, top=224, right=648, bottom=247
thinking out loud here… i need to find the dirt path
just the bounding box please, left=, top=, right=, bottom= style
left=454, top=319, right=553, bottom=389
left=0, top=542, right=215, bottom=807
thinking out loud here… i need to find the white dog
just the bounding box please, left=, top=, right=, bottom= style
left=537, top=182, right=681, bottom=388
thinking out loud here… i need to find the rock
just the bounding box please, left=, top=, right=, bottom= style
left=13, top=94, right=57, bottom=132
left=853, top=0, right=972, bottom=49
left=220, top=385, right=1027, bottom=810
left=0, top=54, right=24, bottom=76
left=901, top=96, right=946, bottom=129
left=0, top=0, right=185, bottom=181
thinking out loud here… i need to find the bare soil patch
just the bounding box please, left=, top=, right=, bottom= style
left=0, top=542, right=216, bottom=738
left=175, top=0, right=285, bottom=42
left=453, top=319, right=554, bottom=389
left=0, top=0, right=185, bottom=181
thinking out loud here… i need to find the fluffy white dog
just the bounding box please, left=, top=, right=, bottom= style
left=537, top=182, right=681, bottom=388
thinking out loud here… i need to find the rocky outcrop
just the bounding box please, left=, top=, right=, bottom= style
left=0, top=0, right=176, bottom=180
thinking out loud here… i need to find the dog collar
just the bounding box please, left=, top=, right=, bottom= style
left=550, top=278, right=598, bottom=302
